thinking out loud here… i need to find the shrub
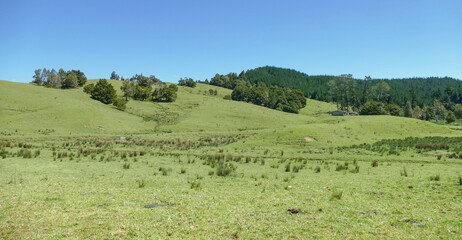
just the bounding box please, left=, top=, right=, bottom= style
left=216, top=162, right=235, bottom=177
left=314, top=166, right=321, bottom=173
left=180, top=168, right=186, bottom=174
left=360, top=101, right=386, bottom=115
left=400, top=167, right=408, bottom=177
left=83, top=83, right=95, bottom=94
left=113, top=97, right=127, bottom=111
left=189, top=180, right=201, bottom=190
left=137, top=179, right=145, bottom=188
left=330, top=190, right=343, bottom=201
left=371, top=160, right=378, bottom=167
left=429, top=174, right=440, bottom=181
left=123, top=163, right=130, bottom=169
left=458, top=174, right=462, bottom=185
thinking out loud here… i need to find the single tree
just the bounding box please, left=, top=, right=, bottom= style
left=32, top=69, right=43, bottom=85
left=90, top=79, right=116, bottom=104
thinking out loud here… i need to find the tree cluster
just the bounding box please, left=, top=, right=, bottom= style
left=110, top=71, right=121, bottom=80
left=178, top=77, right=197, bottom=88
left=207, top=71, right=306, bottom=113
left=32, top=68, right=87, bottom=89
left=120, top=74, right=177, bottom=102
left=232, top=83, right=306, bottom=113
left=245, top=66, right=462, bottom=113
left=83, top=79, right=126, bottom=110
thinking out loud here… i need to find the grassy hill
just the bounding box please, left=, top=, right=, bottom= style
left=0, top=79, right=456, bottom=150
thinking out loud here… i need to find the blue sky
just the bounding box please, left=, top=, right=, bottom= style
left=1, top=0, right=461, bottom=83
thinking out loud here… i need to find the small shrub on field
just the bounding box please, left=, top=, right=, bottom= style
left=330, top=190, right=343, bottom=201
left=261, top=174, right=268, bottom=179
left=208, top=170, right=214, bottom=176
left=189, top=180, right=201, bottom=190
left=458, top=175, right=462, bottom=185
left=180, top=168, right=186, bottom=174
left=137, top=179, right=146, bottom=188
left=123, top=163, right=130, bottom=169
left=335, top=163, right=347, bottom=171
left=285, top=163, right=291, bottom=172
left=158, top=167, right=171, bottom=176
left=400, top=167, right=408, bottom=177
left=350, top=165, right=360, bottom=173
left=429, top=174, right=440, bottom=181
left=216, top=162, right=236, bottom=177
left=292, top=165, right=300, bottom=173
left=34, top=149, right=40, bottom=157
left=371, top=160, right=378, bottom=167
left=314, top=166, right=321, bottom=173
left=245, top=156, right=251, bottom=163
left=260, top=159, right=265, bottom=165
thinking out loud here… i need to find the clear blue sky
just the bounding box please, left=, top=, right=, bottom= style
left=1, top=0, right=461, bottom=83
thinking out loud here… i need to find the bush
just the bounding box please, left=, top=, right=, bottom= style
left=314, top=166, right=321, bottom=173
left=330, top=190, right=343, bottom=201
left=216, top=162, right=235, bottom=177
left=113, top=97, right=127, bottom=111
left=430, top=174, right=440, bottom=181
left=371, top=160, right=378, bottom=167
left=83, top=83, right=95, bottom=94
left=360, top=101, right=386, bottom=115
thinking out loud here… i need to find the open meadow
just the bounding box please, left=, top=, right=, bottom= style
left=1, top=80, right=461, bottom=239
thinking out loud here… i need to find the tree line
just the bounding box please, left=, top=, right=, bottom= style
left=205, top=71, right=306, bottom=113
left=32, top=68, right=87, bottom=89
left=244, top=66, right=462, bottom=121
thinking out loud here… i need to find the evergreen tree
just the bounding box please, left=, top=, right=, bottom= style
left=90, top=79, right=116, bottom=104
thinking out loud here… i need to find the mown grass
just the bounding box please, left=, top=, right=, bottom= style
left=1, top=80, right=461, bottom=239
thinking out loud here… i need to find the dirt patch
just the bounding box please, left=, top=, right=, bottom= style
left=304, top=136, right=316, bottom=142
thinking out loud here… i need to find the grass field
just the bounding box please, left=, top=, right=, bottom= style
left=1, top=80, right=461, bottom=239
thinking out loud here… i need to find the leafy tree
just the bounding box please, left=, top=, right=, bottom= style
left=133, top=85, right=151, bottom=101
left=120, top=80, right=133, bottom=101
left=446, top=111, right=456, bottom=123
left=58, top=68, right=67, bottom=86
left=110, top=71, right=120, bottom=80
left=231, top=84, right=250, bottom=101
left=432, top=99, right=447, bottom=122
left=454, top=105, right=462, bottom=119
left=71, top=70, right=87, bottom=86
left=90, top=79, right=116, bottom=104
left=62, top=71, right=78, bottom=89
left=404, top=101, right=413, bottom=117
left=370, top=81, right=390, bottom=102
left=412, top=106, right=422, bottom=119
left=152, top=85, right=178, bottom=102
left=32, top=69, right=43, bottom=85
left=113, top=97, right=127, bottom=111
left=178, top=77, right=196, bottom=88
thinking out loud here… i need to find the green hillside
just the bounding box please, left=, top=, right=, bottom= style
left=1, top=79, right=456, bottom=150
